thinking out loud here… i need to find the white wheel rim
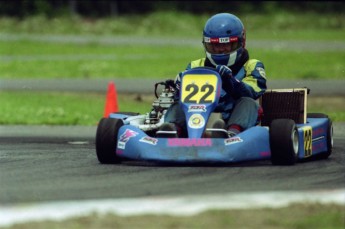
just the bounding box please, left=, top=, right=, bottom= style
left=292, top=129, right=299, bottom=155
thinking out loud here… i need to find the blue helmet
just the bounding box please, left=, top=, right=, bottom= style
left=203, top=13, right=246, bottom=66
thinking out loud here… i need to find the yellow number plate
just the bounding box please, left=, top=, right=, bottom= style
left=181, top=74, right=218, bottom=104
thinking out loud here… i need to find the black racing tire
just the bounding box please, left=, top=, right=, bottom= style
left=96, top=117, right=124, bottom=164
left=307, top=113, right=333, bottom=159
left=270, top=119, right=299, bottom=165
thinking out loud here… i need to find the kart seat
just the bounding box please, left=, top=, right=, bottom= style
left=260, top=88, right=308, bottom=126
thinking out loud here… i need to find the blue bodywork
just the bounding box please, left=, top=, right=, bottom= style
left=115, top=125, right=271, bottom=163
left=296, top=118, right=331, bottom=159
left=106, top=68, right=331, bottom=164
left=112, top=117, right=330, bottom=164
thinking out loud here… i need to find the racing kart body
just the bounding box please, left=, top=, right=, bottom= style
left=96, top=67, right=333, bottom=165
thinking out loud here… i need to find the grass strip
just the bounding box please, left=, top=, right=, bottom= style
left=1, top=203, right=344, bottom=229
left=1, top=40, right=343, bottom=79
left=0, top=11, right=343, bottom=39
left=0, top=91, right=344, bottom=125
left=0, top=12, right=344, bottom=79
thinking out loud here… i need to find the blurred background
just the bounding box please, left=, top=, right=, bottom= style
left=0, top=1, right=344, bottom=125
left=1, top=1, right=344, bottom=17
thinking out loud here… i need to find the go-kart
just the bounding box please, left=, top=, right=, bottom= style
left=95, top=67, right=333, bottom=165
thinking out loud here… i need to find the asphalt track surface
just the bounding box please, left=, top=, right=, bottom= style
left=1, top=78, right=345, bottom=96
left=0, top=123, right=344, bottom=205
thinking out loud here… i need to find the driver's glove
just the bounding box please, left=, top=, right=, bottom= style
left=216, top=65, right=233, bottom=78
left=216, top=65, right=241, bottom=92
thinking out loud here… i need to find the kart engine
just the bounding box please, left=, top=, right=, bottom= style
left=145, top=80, right=175, bottom=125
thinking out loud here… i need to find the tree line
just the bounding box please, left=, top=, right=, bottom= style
left=0, top=0, right=343, bottom=18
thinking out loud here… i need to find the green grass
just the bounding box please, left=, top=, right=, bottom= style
left=0, top=11, right=344, bottom=79
left=0, top=11, right=344, bottom=39
left=0, top=91, right=344, bottom=125
left=0, top=91, right=151, bottom=125
left=0, top=41, right=204, bottom=79
left=0, top=91, right=103, bottom=125
left=1, top=40, right=344, bottom=79
left=249, top=49, right=344, bottom=80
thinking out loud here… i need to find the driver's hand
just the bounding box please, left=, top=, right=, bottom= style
left=216, top=65, right=241, bottom=93
left=216, top=65, right=232, bottom=78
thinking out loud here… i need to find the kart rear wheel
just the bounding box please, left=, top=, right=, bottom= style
left=269, top=119, right=299, bottom=165
left=307, top=113, right=333, bottom=159
left=96, top=117, right=124, bottom=164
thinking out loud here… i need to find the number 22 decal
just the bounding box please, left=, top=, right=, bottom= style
left=303, top=126, right=312, bottom=157
left=183, top=83, right=214, bottom=103
left=181, top=74, right=218, bottom=104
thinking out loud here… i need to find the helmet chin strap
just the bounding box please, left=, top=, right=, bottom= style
left=205, top=51, right=238, bottom=67
left=227, top=51, right=237, bottom=66
left=206, top=51, right=217, bottom=66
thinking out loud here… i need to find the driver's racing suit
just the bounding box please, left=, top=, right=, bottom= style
left=164, top=49, right=267, bottom=135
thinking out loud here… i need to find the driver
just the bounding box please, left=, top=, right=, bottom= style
left=158, top=13, right=267, bottom=138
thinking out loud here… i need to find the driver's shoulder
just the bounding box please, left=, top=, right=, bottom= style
left=244, top=59, right=264, bottom=72
left=190, top=58, right=207, bottom=69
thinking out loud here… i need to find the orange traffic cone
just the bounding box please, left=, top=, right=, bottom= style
left=103, top=81, right=119, bottom=117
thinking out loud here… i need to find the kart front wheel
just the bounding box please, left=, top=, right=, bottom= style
left=96, top=117, right=124, bottom=164
left=269, top=119, right=299, bottom=165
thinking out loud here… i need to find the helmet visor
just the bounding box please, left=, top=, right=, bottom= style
left=204, top=37, right=241, bottom=55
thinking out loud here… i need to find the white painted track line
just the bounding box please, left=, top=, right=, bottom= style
left=1, top=189, right=344, bottom=227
